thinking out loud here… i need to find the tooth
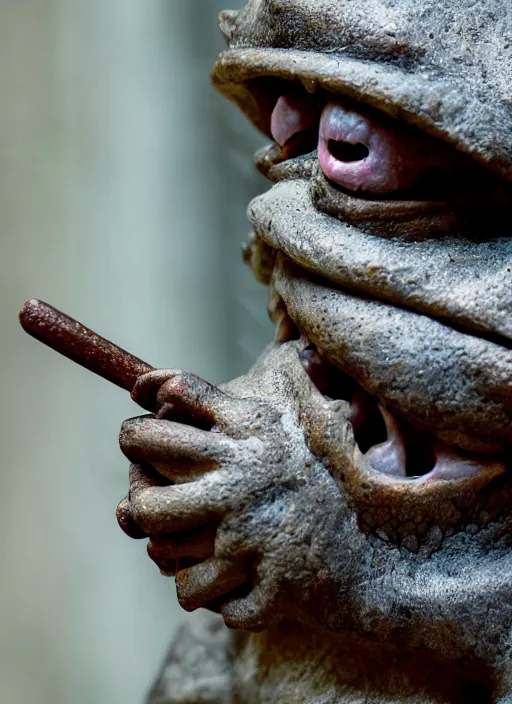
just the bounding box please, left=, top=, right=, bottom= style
left=366, top=441, right=407, bottom=478
left=300, top=77, right=317, bottom=94
left=218, top=10, right=239, bottom=42
left=421, top=443, right=506, bottom=481
left=365, top=406, right=407, bottom=478
left=270, top=91, right=319, bottom=148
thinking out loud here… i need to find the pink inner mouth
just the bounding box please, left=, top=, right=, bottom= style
left=299, top=344, right=507, bottom=482
left=318, top=101, right=427, bottom=195
left=270, top=90, right=460, bottom=196
left=270, top=91, right=319, bottom=149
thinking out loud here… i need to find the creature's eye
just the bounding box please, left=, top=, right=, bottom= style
left=269, top=86, right=463, bottom=197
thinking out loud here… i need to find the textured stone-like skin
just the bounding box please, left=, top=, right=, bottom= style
left=117, top=2, right=512, bottom=702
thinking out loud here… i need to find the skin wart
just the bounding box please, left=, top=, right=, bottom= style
left=117, top=2, right=512, bottom=702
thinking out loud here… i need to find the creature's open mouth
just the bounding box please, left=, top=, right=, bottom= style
left=267, top=264, right=510, bottom=485
left=299, top=340, right=507, bottom=483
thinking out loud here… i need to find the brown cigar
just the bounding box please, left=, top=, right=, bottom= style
left=19, top=299, right=155, bottom=409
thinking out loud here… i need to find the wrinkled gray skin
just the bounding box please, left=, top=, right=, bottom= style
left=117, top=2, right=512, bottom=702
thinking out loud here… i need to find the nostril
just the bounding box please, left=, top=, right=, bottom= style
left=328, top=140, right=369, bottom=163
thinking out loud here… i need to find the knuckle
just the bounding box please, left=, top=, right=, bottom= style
left=119, top=417, right=144, bottom=449
left=146, top=541, right=157, bottom=559
left=128, top=462, right=145, bottom=487
left=158, top=560, right=176, bottom=576
left=158, top=372, right=197, bottom=403
left=147, top=540, right=163, bottom=561
left=176, top=576, right=202, bottom=612
left=147, top=536, right=176, bottom=560
left=116, top=497, right=129, bottom=520
left=120, top=417, right=158, bottom=460
left=131, top=488, right=156, bottom=524
left=152, top=552, right=176, bottom=575
left=169, top=370, right=193, bottom=388
left=221, top=607, right=251, bottom=631
left=116, top=497, right=147, bottom=539
left=116, top=499, right=131, bottom=530
left=131, top=369, right=176, bottom=402
left=119, top=419, right=134, bottom=441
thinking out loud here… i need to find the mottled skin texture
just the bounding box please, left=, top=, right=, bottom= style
left=117, top=2, right=512, bottom=702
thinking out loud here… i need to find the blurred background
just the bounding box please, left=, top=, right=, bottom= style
left=0, top=1, right=272, bottom=703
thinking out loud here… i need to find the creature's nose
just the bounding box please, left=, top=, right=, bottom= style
left=318, top=100, right=439, bottom=195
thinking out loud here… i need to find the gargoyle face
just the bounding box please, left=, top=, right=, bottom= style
left=213, top=0, right=512, bottom=507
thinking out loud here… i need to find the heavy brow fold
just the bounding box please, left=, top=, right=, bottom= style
left=213, top=0, right=512, bottom=182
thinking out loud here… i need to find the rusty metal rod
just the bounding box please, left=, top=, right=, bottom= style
left=19, top=299, right=155, bottom=408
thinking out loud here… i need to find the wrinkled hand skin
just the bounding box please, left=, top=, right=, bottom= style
left=118, top=342, right=512, bottom=704
left=117, top=1, right=512, bottom=702
left=118, top=343, right=357, bottom=631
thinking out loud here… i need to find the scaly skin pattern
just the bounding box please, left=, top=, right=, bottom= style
left=117, top=2, right=512, bottom=702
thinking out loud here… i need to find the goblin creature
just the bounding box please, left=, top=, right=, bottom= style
left=116, top=2, right=512, bottom=702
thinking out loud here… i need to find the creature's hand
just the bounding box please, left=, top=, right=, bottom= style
left=117, top=343, right=362, bottom=631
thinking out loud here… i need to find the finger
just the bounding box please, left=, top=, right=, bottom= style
left=130, top=369, right=180, bottom=411
left=122, top=463, right=169, bottom=536
left=300, top=390, right=353, bottom=480
left=147, top=527, right=216, bottom=562
left=132, top=370, right=235, bottom=427
left=175, top=557, right=249, bottom=612
left=130, top=472, right=234, bottom=534
left=156, top=558, right=177, bottom=577
left=221, top=583, right=280, bottom=632
left=116, top=496, right=147, bottom=539
left=120, top=417, right=239, bottom=481
left=128, top=462, right=168, bottom=495
left=154, top=371, right=237, bottom=426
